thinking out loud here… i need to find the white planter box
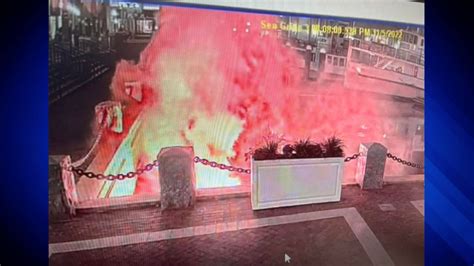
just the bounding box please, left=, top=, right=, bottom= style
left=251, top=157, right=344, bottom=210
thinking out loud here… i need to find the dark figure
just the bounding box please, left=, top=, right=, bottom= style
left=55, top=27, right=63, bottom=43
left=73, top=28, right=80, bottom=47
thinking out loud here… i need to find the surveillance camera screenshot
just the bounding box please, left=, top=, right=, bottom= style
left=48, top=1, right=424, bottom=265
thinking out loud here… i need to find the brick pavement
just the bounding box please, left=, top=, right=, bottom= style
left=50, top=217, right=373, bottom=266
left=49, top=182, right=424, bottom=265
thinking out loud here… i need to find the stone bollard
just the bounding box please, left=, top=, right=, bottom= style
left=158, top=146, right=196, bottom=210
left=355, top=143, right=387, bottom=190
left=95, top=101, right=123, bottom=133
left=49, top=155, right=78, bottom=221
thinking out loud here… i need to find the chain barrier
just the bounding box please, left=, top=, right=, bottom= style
left=65, top=151, right=421, bottom=181
left=344, top=153, right=361, bottom=162
left=68, top=159, right=159, bottom=180
left=71, top=124, right=106, bottom=168
left=386, top=152, right=424, bottom=169
left=194, top=156, right=251, bottom=174
left=66, top=155, right=251, bottom=180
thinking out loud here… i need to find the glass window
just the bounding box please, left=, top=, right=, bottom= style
left=351, top=49, right=360, bottom=61
left=333, top=57, right=338, bottom=66
left=339, top=58, right=345, bottom=66
left=327, top=56, right=332, bottom=64
left=361, top=52, right=371, bottom=65
left=353, top=39, right=360, bottom=47
left=402, top=32, right=408, bottom=42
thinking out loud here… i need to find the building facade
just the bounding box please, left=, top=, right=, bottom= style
left=277, top=16, right=424, bottom=168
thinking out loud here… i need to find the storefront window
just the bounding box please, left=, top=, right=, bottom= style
left=339, top=58, right=345, bottom=67
left=136, top=19, right=154, bottom=34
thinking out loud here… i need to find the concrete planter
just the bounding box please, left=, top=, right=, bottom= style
left=251, top=157, right=344, bottom=210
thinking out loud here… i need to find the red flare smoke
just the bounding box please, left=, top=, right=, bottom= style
left=109, top=7, right=412, bottom=183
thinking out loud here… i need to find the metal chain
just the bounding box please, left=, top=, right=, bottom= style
left=68, top=159, right=159, bottom=180
left=386, top=152, right=424, bottom=169
left=66, top=155, right=252, bottom=179
left=194, top=156, right=251, bottom=174
left=71, top=151, right=418, bottom=180
left=344, top=153, right=361, bottom=162
left=71, top=124, right=106, bottom=169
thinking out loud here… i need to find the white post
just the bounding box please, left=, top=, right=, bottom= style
left=49, top=155, right=78, bottom=220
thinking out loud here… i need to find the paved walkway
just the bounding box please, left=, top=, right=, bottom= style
left=49, top=181, right=424, bottom=265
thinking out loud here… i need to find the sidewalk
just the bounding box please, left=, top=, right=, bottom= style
left=49, top=181, right=424, bottom=265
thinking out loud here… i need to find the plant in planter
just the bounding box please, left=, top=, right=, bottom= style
left=292, top=139, right=323, bottom=159
left=321, top=136, right=345, bottom=158
left=282, top=143, right=295, bottom=158
left=252, top=137, right=344, bottom=160
left=253, top=140, right=280, bottom=160
left=250, top=136, right=346, bottom=210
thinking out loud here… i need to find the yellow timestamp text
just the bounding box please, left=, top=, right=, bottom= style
left=260, top=20, right=403, bottom=40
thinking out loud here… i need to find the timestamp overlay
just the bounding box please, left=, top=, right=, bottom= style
left=261, top=20, right=404, bottom=40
